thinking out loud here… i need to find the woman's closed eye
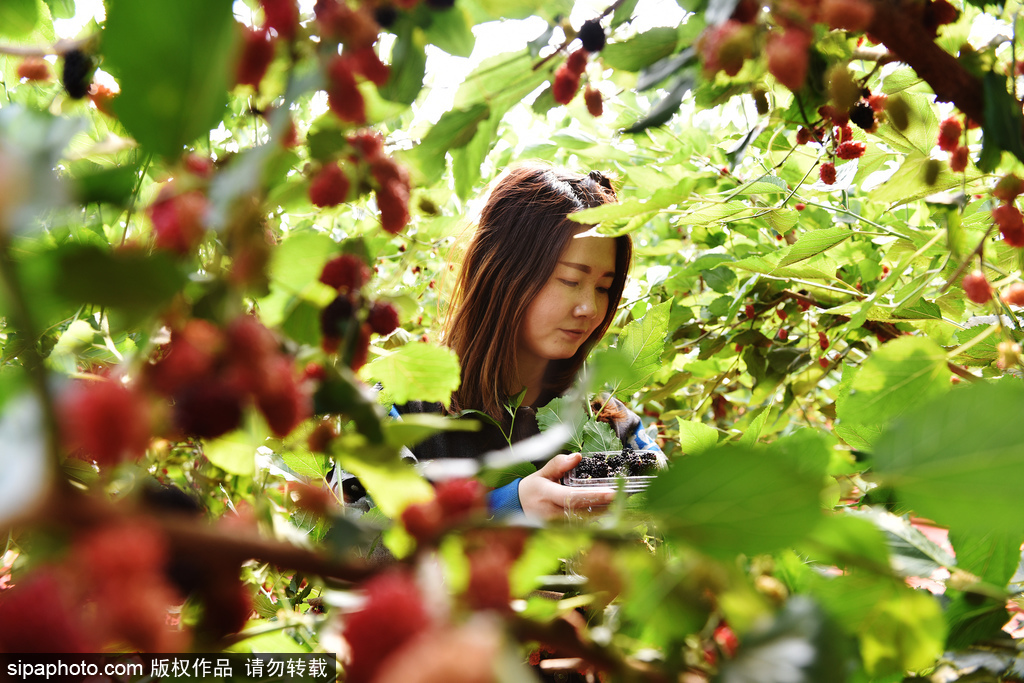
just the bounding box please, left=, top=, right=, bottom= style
left=558, top=278, right=579, bottom=287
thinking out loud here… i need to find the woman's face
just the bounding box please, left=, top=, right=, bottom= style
left=517, top=233, right=617, bottom=373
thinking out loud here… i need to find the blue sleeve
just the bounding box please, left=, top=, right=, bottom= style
left=488, top=479, right=524, bottom=518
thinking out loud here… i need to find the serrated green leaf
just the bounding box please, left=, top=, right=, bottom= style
left=676, top=419, right=718, bottom=455
left=281, top=449, right=330, bottom=479
left=834, top=336, right=949, bottom=450
left=205, top=415, right=267, bottom=476
left=615, top=298, right=672, bottom=396
left=269, top=232, right=338, bottom=294
left=778, top=227, right=852, bottom=267
left=362, top=343, right=461, bottom=406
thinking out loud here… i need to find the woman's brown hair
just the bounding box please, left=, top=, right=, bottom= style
left=443, top=163, right=632, bottom=422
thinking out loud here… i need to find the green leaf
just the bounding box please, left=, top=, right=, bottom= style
left=800, top=513, right=891, bottom=573
left=872, top=381, right=1024, bottom=536
left=44, top=0, right=74, bottom=20
left=269, top=232, right=338, bottom=294
left=383, top=413, right=479, bottom=449
left=614, top=298, right=672, bottom=396
left=71, top=162, right=141, bottom=207
left=870, top=151, right=982, bottom=206
left=859, top=589, right=945, bottom=676
left=948, top=527, right=1023, bottom=586
left=379, top=22, right=427, bottom=105
left=623, top=72, right=696, bottom=134
left=676, top=419, right=718, bottom=455
left=730, top=174, right=787, bottom=196
left=205, top=415, right=268, bottom=476
left=0, top=0, right=40, bottom=37
left=612, top=0, right=640, bottom=27
left=420, top=6, right=475, bottom=57
left=409, top=103, right=491, bottom=180
left=536, top=395, right=588, bottom=452
left=834, top=336, right=949, bottom=450
left=340, top=449, right=434, bottom=519
left=778, top=227, right=853, bottom=268
left=601, top=27, right=678, bottom=72
left=979, top=70, right=1024, bottom=171
left=580, top=419, right=620, bottom=453
left=104, top=0, right=237, bottom=159
left=943, top=591, right=1009, bottom=650
left=54, top=245, right=187, bottom=319
left=739, top=405, right=772, bottom=444
left=363, top=343, right=461, bottom=406
left=281, top=449, right=331, bottom=479
left=847, top=507, right=956, bottom=577
left=569, top=178, right=690, bottom=224
left=646, top=443, right=823, bottom=556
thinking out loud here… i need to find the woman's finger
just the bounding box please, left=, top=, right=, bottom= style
left=535, top=452, right=583, bottom=480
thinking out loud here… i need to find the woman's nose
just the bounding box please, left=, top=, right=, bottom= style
left=573, top=291, right=597, bottom=318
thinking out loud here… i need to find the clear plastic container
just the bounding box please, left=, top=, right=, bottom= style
left=562, top=450, right=659, bottom=493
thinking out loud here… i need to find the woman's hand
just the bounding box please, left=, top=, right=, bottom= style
left=518, top=452, right=616, bottom=521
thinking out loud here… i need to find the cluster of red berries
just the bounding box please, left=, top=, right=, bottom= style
left=400, top=478, right=486, bottom=546
left=342, top=571, right=432, bottom=683
left=148, top=182, right=210, bottom=255
left=938, top=116, right=970, bottom=172
left=58, top=374, right=153, bottom=466
left=234, top=0, right=299, bottom=90
left=308, top=130, right=410, bottom=234
left=462, top=527, right=529, bottom=612
left=72, top=522, right=189, bottom=653
left=315, top=0, right=381, bottom=46
left=553, top=48, right=590, bottom=106
left=309, top=161, right=350, bottom=207
left=991, top=173, right=1024, bottom=247
left=0, top=522, right=193, bottom=654
left=318, top=253, right=401, bottom=368
left=326, top=47, right=390, bottom=124
left=0, top=567, right=97, bottom=653
left=144, top=316, right=312, bottom=439
left=766, top=29, right=812, bottom=92
left=697, top=20, right=754, bottom=78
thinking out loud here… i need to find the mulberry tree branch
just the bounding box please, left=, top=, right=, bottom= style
left=866, top=0, right=985, bottom=125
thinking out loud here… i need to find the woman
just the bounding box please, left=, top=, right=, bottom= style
left=390, top=163, right=661, bottom=520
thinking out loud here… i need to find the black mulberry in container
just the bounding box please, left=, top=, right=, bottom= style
left=562, top=447, right=661, bottom=494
